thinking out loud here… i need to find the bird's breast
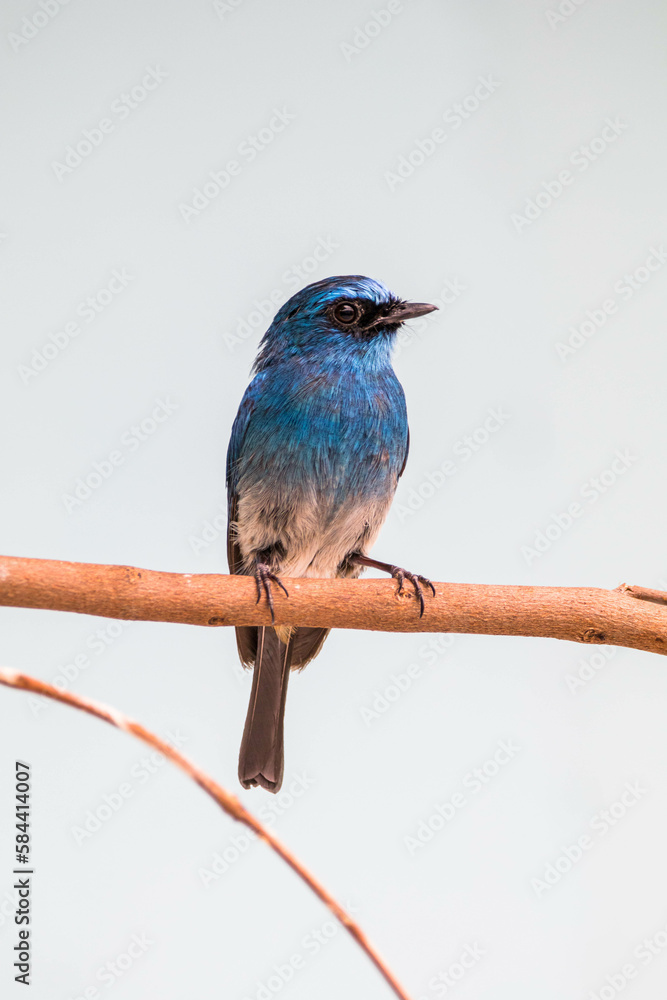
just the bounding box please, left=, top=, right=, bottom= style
left=235, top=366, right=404, bottom=506
left=232, top=365, right=407, bottom=576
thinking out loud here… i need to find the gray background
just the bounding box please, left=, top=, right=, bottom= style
left=2, top=0, right=667, bottom=997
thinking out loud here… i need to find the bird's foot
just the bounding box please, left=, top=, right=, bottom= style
left=388, top=565, right=436, bottom=618
left=254, top=562, right=289, bottom=625
left=349, top=554, right=435, bottom=618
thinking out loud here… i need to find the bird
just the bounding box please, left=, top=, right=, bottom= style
left=226, top=275, right=437, bottom=792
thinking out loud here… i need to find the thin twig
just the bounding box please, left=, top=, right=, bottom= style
left=615, top=583, right=667, bottom=606
left=1, top=555, right=667, bottom=655
left=0, top=668, right=412, bottom=1000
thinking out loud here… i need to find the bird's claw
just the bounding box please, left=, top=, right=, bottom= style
left=389, top=565, right=436, bottom=618
left=254, top=562, right=289, bottom=624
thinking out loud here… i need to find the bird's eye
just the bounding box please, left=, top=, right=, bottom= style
left=333, top=302, right=360, bottom=325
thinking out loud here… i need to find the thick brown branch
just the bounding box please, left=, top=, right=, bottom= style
left=0, top=555, right=666, bottom=655
left=0, top=668, right=412, bottom=1000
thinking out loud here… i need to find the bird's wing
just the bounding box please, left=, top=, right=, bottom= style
left=226, top=378, right=262, bottom=575
left=398, top=426, right=410, bottom=479
left=226, top=379, right=265, bottom=666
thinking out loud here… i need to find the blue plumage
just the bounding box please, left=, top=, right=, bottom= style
left=227, top=275, right=436, bottom=791
left=228, top=277, right=407, bottom=509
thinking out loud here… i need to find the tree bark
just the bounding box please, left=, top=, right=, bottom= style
left=0, top=555, right=665, bottom=655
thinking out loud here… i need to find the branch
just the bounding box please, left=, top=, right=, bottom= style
left=0, top=555, right=666, bottom=655
left=0, top=668, right=412, bottom=1000
left=616, top=582, right=667, bottom=606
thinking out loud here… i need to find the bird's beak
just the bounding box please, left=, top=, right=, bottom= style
left=372, top=301, right=438, bottom=327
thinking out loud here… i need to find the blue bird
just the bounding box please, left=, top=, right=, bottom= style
left=226, top=275, right=437, bottom=792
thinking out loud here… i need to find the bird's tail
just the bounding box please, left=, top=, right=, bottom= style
left=238, top=627, right=293, bottom=792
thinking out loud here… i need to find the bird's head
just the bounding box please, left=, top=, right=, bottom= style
left=252, top=275, right=437, bottom=370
